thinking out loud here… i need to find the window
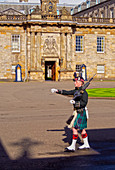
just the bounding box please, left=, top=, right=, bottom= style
left=97, top=65, right=105, bottom=73
left=71, top=8, right=74, bottom=15
left=110, top=8, right=114, bottom=18
left=12, top=35, right=20, bottom=52
left=57, top=9, right=59, bottom=15
left=78, top=5, right=81, bottom=12
left=87, top=1, right=90, bottom=8
left=96, top=0, right=100, bottom=4
left=76, top=36, right=83, bottom=52
left=97, top=37, right=104, bottom=53
left=49, top=2, right=52, bottom=5
left=76, top=65, right=82, bottom=72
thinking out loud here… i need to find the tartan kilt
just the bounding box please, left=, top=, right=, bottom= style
left=73, top=109, right=87, bottom=130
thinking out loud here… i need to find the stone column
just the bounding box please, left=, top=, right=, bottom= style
left=108, top=6, right=110, bottom=18
left=66, top=33, right=72, bottom=70
left=35, top=32, right=37, bottom=70
left=65, top=33, right=67, bottom=69
left=30, top=32, right=35, bottom=70
left=27, top=27, right=31, bottom=71
left=98, top=9, right=101, bottom=18
left=60, top=33, right=66, bottom=69
left=104, top=6, right=108, bottom=18
left=71, top=33, right=75, bottom=70
left=36, top=32, right=42, bottom=70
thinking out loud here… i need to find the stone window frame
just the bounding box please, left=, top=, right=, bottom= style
left=11, top=34, right=20, bottom=53
left=97, top=36, right=105, bottom=53
left=97, top=64, right=105, bottom=74
left=75, top=35, right=84, bottom=53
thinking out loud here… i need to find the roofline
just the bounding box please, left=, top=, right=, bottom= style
left=0, top=2, right=40, bottom=5
left=0, top=2, right=76, bottom=7
left=73, top=0, right=110, bottom=16
left=2, top=7, right=26, bottom=15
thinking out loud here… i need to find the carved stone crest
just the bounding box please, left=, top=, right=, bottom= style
left=43, top=36, right=58, bottom=55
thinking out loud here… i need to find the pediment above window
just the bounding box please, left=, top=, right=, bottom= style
left=2, top=8, right=25, bottom=15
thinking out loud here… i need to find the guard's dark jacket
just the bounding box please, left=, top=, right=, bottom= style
left=57, top=87, right=88, bottom=110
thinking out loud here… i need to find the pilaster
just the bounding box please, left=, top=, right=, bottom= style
left=36, top=32, right=42, bottom=70
left=60, top=33, right=66, bottom=70
left=66, top=33, right=72, bottom=70
left=27, top=27, right=31, bottom=71
left=30, top=32, right=35, bottom=70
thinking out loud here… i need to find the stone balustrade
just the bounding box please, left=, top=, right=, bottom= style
left=0, top=15, right=27, bottom=21
left=73, top=17, right=115, bottom=24
left=0, top=14, right=115, bottom=24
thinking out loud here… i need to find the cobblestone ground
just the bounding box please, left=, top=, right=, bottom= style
left=0, top=81, right=115, bottom=170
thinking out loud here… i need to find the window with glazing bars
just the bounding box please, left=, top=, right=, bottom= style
left=76, top=36, right=83, bottom=52
left=97, top=37, right=104, bottom=53
left=76, top=65, right=82, bottom=72
left=12, top=35, right=20, bottom=52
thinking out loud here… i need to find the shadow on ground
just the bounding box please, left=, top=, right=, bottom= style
left=0, top=128, right=115, bottom=170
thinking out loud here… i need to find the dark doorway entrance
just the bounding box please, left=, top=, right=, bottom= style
left=45, top=61, right=56, bottom=81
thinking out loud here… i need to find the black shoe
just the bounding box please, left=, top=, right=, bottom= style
left=64, top=148, right=75, bottom=152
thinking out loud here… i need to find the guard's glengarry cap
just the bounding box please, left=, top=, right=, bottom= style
left=73, top=76, right=84, bottom=83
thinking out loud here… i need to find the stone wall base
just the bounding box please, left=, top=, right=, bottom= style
left=59, top=69, right=74, bottom=81
left=28, top=71, right=44, bottom=81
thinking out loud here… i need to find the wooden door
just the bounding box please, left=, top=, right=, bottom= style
left=52, top=62, right=55, bottom=81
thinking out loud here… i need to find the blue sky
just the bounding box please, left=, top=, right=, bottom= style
left=0, top=0, right=86, bottom=5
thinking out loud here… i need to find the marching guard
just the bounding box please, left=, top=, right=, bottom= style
left=51, top=76, right=90, bottom=152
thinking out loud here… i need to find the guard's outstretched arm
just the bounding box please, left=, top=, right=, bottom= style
left=51, top=88, right=75, bottom=95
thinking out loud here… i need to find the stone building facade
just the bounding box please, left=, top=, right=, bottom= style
left=74, top=0, right=115, bottom=18
left=0, top=0, right=115, bottom=81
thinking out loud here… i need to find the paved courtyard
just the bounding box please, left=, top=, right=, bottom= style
left=0, top=80, right=115, bottom=169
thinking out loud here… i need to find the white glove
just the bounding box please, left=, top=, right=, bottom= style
left=70, top=99, right=75, bottom=104
left=51, top=88, right=58, bottom=93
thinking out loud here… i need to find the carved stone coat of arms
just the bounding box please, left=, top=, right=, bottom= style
left=43, top=36, right=58, bottom=55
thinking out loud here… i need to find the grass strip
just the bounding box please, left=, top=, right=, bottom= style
left=86, top=88, right=115, bottom=97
